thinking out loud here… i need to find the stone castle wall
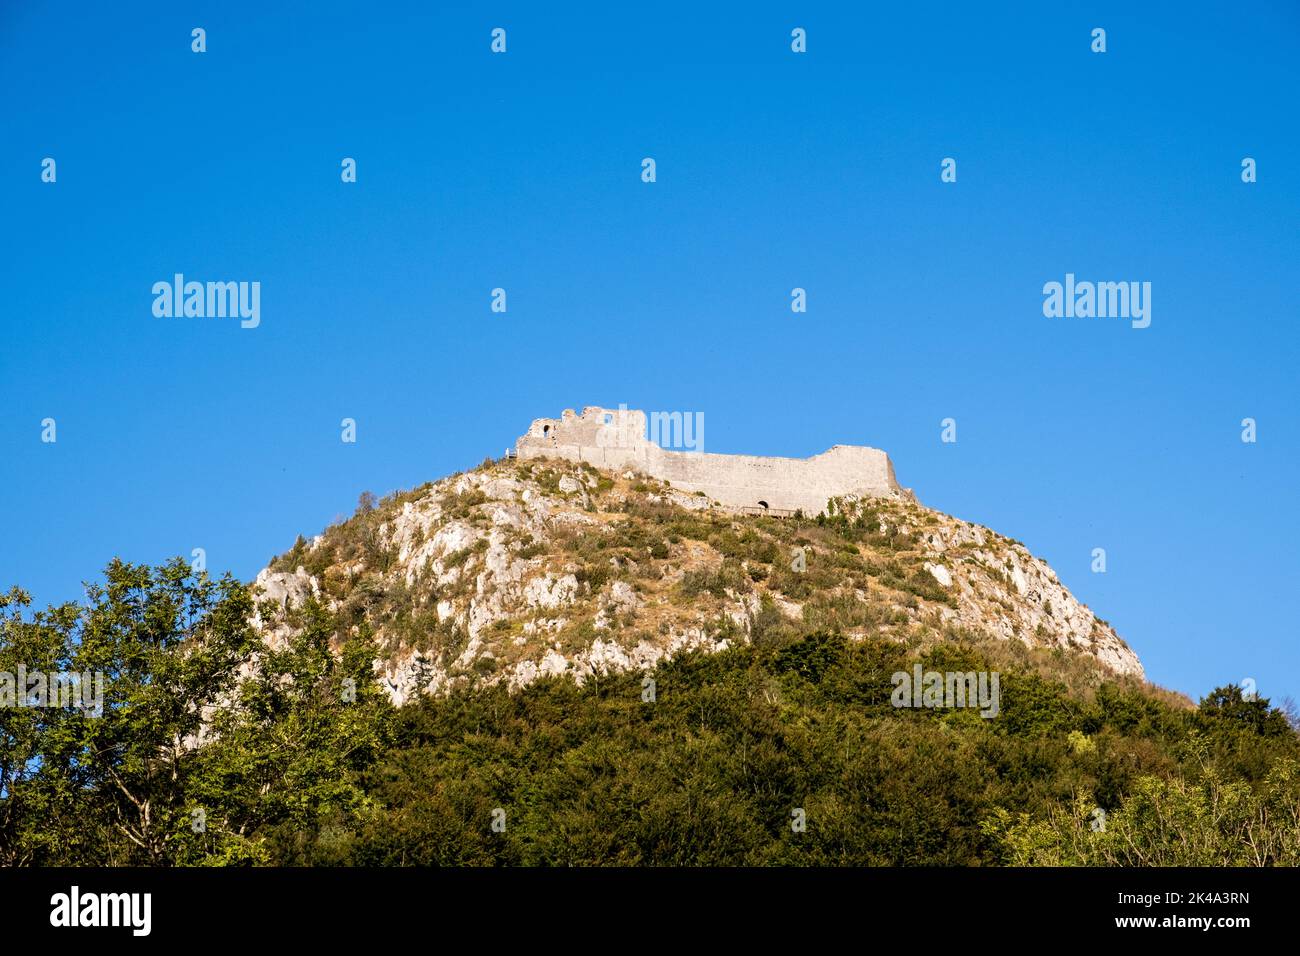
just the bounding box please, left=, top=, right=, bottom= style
left=514, top=406, right=907, bottom=515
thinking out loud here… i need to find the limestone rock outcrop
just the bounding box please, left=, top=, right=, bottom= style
left=250, top=426, right=1144, bottom=705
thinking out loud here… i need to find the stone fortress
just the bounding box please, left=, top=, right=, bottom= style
left=515, top=406, right=912, bottom=516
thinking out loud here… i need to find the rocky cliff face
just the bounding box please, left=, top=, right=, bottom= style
left=253, top=456, right=1143, bottom=705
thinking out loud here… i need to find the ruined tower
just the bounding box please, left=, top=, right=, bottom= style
left=514, top=406, right=910, bottom=516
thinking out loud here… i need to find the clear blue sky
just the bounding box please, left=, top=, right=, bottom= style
left=2, top=2, right=1296, bottom=706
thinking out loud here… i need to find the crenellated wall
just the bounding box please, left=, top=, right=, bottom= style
left=515, top=406, right=910, bottom=515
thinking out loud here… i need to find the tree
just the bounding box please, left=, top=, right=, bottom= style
left=0, top=587, right=73, bottom=864
left=1197, top=684, right=1293, bottom=738
left=195, top=596, right=392, bottom=864
left=3, top=559, right=256, bottom=863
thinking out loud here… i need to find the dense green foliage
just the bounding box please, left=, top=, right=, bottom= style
left=0, top=561, right=387, bottom=865
left=2, top=560, right=1297, bottom=865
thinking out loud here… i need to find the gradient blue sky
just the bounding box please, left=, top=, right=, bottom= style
left=2, top=2, right=1297, bottom=705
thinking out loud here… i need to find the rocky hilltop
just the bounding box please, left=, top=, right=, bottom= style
left=253, top=455, right=1143, bottom=704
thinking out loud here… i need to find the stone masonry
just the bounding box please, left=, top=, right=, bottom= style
left=515, top=406, right=911, bottom=516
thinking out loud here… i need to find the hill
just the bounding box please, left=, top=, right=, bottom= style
left=6, top=457, right=1298, bottom=866
left=256, top=454, right=1143, bottom=705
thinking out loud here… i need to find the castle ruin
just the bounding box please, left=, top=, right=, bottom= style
left=515, top=406, right=911, bottom=516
